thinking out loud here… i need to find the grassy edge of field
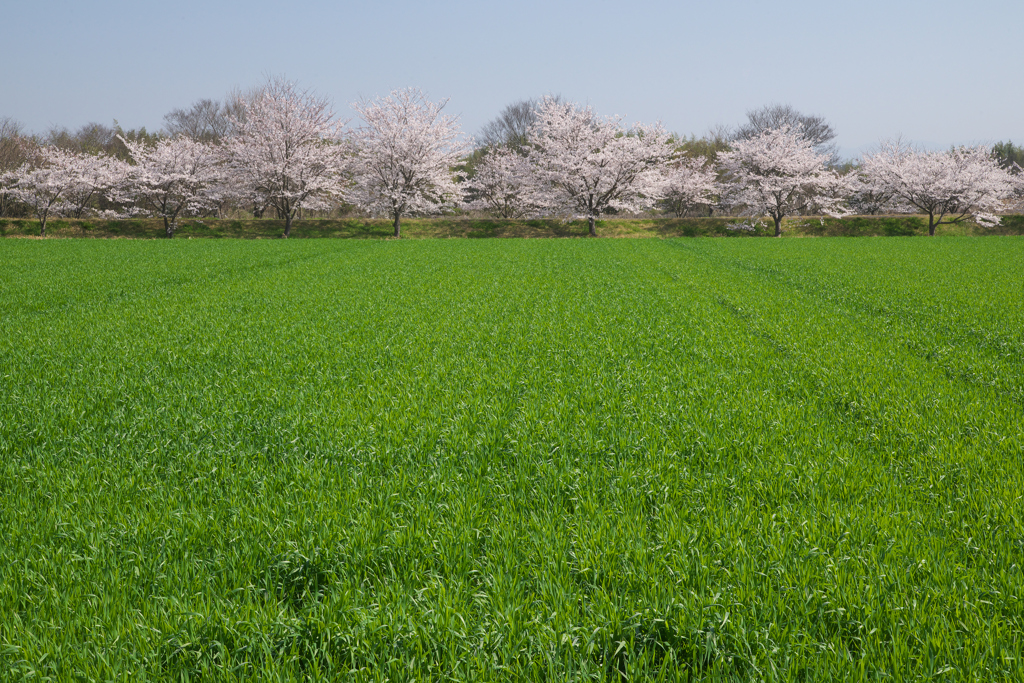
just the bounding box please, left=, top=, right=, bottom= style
left=2, top=214, right=1024, bottom=239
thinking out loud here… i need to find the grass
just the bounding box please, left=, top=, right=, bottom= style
left=2, top=214, right=1022, bottom=239
left=0, top=237, right=1022, bottom=681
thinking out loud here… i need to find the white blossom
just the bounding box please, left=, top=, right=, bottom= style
left=662, top=156, right=719, bottom=217
left=4, top=147, right=122, bottom=236
left=222, top=77, right=349, bottom=237
left=860, top=140, right=1015, bottom=235
left=526, top=98, right=673, bottom=236
left=349, top=88, right=468, bottom=238
left=117, top=136, right=222, bottom=237
left=718, top=125, right=850, bottom=237
left=463, top=146, right=546, bottom=219
left=845, top=172, right=893, bottom=215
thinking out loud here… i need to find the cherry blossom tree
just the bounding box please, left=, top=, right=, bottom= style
left=463, top=145, right=545, bottom=218
left=1011, top=167, right=1024, bottom=212
left=222, top=77, right=349, bottom=237
left=661, top=157, right=719, bottom=217
left=860, top=140, right=1015, bottom=235
left=4, top=147, right=122, bottom=236
left=65, top=153, right=127, bottom=220
left=526, top=98, right=673, bottom=236
left=718, top=125, right=850, bottom=237
left=845, top=171, right=893, bottom=215
left=117, top=136, right=222, bottom=238
left=349, top=88, right=468, bottom=238
left=0, top=118, right=30, bottom=217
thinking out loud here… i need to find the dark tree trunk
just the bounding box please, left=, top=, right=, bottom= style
left=588, top=216, right=596, bottom=237
left=394, top=213, right=401, bottom=238
left=774, top=216, right=782, bottom=237
left=39, top=214, right=47, bottom=237
left=164, top=216, right=174, bottom=238
left=284, top=213, right=293, bottom=238
left=928, top=213, right=936, bottom=236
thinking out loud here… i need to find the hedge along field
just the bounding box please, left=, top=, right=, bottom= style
left=0, top=238, right=1022, bottom=681
left=3, top=214, right=1024, bottom=240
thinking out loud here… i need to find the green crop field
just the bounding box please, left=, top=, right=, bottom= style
left=1, top=237, right=1022, bottom=681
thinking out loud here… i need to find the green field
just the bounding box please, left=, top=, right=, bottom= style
left=1, top=238, right=1022, bottom=681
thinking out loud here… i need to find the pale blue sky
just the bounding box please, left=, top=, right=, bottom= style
left=2, top=0, right=1020, bottom=158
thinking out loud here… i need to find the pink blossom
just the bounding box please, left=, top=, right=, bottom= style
left=463, top=146, right=545, bottom=219
left=860, top=140, right=1015, bottom=235
left=526, top=98, right=673, bottom=236
left=349, top=88, right=468, bottom=238
left=118, top=136, right=221, bottom=237
left=718, top=125, right=850, bottom=237
left=222, top=78, right=349, bottom=238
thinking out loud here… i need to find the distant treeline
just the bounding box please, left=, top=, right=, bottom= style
left=2, top=91, right=1022, bottom=236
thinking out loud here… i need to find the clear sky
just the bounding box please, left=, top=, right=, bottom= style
left=2, top=0, right=1021, bottom=159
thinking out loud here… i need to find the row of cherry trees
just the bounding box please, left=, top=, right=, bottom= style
left=2, top=81, right=1021, bottom=238
left=470, top=101, right=1020, bottom=237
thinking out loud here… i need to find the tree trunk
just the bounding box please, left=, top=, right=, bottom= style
left=774, top=217, right=782, bottom=237
left=284, top=213, right=293, bottom=238
left=588, top=216, right=596, bottom=237
left=39, top=214, right=47, bottom=237
left=393, top=213, right=401, bottom=238
left=164, top=216, right=174, bottom=238
left=928, top=213, right=936, bottom=236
